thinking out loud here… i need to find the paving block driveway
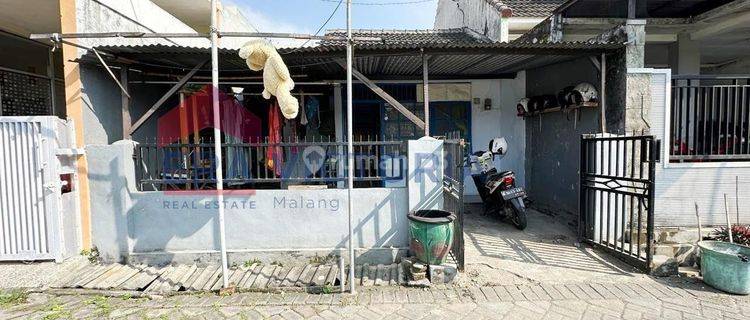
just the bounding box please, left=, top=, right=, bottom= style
left=2, top=208, right=749, bottom=319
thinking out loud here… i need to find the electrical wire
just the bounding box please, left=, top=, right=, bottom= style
left=287, top=0, right=345, bottom=53
left=320, top=0, right=435, bottom=5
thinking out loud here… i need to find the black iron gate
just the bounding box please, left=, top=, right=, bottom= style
left=579, top=134, right=657, bottom=271
left=443, top=133, right=466, bottom=271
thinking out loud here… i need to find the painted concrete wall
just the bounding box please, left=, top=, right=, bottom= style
left=644, top=69, right=750, bottom=227
left=434, top=0, right=506, bottom=41
left=74, top=0, right=207, bottom=144
left=86, top=140, right=443, bottom=265
left=524, top=58, right=601, bottom=215
left=464, top=76, right=527, bottom=200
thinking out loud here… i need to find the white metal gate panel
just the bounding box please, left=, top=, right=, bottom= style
left=0, top=117, right=61, bottom=261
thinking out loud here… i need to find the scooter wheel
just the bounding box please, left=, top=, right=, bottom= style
left=511, top=206, right=527, bottom=230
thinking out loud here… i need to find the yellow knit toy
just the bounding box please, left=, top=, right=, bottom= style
left=238, top=39, right=299, bottom=119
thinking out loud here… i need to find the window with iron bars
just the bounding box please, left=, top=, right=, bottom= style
left=670, top=75, right=750, bottom=162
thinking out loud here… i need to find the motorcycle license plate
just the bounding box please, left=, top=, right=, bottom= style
left=500, top=187, right=525, bottom=200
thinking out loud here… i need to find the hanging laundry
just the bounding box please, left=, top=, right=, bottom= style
left=266, top=100, right=283, bottom=176
left=299, top=94, right=308, bottom=126
left=305, top=96, right=321, bottom=130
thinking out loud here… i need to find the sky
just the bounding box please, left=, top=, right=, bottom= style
left=225, top=0, right=439, bottom=36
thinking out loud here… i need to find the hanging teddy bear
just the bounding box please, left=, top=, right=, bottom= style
left=238, top=39, right=299, bottom=119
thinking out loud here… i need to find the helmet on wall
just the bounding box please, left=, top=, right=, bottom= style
left=557, top=86, right=575, bottom=107
left=516, top=98, right=530, bottom=116
left=571, top=82, right=599, bottom=104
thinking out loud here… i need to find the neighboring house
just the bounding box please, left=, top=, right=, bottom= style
left=0, top=0, right=257, bottom=261
left=436, top=0, right=750, bottom=270
left=434, top=0, right=566, bottom=41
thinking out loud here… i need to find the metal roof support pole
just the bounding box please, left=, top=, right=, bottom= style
left=422, top=49, right=430, bottom=137
left=210, top=0, right=230, bottom=289
left=128, top=60, right=207, bottom=135
left=48, top=48, right=57, bottom=116
left=92, top=48, right=131, bottom=99
left=600, top=52, right=607, bottom=133
left=346, top=0, right=356, bottom=295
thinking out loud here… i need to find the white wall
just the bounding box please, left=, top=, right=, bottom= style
left=464, top=75, right=526, bottom=199
left=434, top=0, right=506, bottom=41
left=645, top=69, right=750, bottom=227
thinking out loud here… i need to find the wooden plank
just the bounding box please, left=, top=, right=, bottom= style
left=366, top=264, right=378, bottom=286
left=107, top=265, right=142, bottom=289
left=335, top=60, right=425, bottom=130
left=251, top=265, right=276, bottom=289
left=188, top=266, right=217, bottom=291
left=374, top=264, right=386, bottom=286
left=129, top=60, right=207, bottom=135
left=52, top=262, right=93, bottom=288
left=311, top=266, right=331, bottom=286
left=354, top=265, right=363, bottom=286
left=91, top=264, right=132, bottom=289
left=72, top=265, right=110, bottom=288
left=161, top=265, right=193, bottom=292
left=211, top=268, right=235, bottom=291
left=202, top=267, right=224, bottom=291
left=325, top=265, right=338, bottom=287
left=298, top=265, right=318, bottom=287
left=82, top=264, right=123, bottom=289
left=181, top=266, right=206, bottom=290
left=267, top=266, right=290, bottom=288
left=359, top=264, right=370, bottom=286
left=389, top=264, right=398, bottom=285
left=293, top=265, right=313, bottom=287
left=228, top=268, right=246, bottom=287
left=280, top=266, right=302, bottom=287
left=145, top=265, right=175, bottom=293
left=239, top=264, right=263, bottom=288
left=118, top=265, right=160, bottom=291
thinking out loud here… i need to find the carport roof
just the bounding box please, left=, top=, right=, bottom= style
left=84, top=28, right=622, bottom=80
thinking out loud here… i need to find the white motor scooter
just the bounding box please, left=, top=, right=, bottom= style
left=468, top=137, right=528, bottom=230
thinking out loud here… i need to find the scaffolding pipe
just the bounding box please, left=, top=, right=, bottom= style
left=346, top=0, right=356, bottom=295
left=210, top=0, right=230, bottom=289
left=30, top=32, right=380, bottom=42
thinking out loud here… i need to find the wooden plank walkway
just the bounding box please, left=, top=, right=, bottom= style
left=52, top=262, right=405, bottom=294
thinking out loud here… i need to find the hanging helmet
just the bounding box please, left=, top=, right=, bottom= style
left=489, top=137, right=508, bottom=156
left=557, top=86, right=575, bottom=108
left=516, top=98, right=530, bottom=116
left=572, top=82, right=599, bottom=104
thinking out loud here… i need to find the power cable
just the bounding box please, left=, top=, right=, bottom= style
left=287, top=0, right=345, bottom=53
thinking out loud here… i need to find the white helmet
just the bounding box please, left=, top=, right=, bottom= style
left=490, top=137, right=508, bottom=156
left=572, top=82, right=598, bottom=104
left=516, top=98, right=530, bottom=116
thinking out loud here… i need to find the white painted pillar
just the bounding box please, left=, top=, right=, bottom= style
left=670, top=33, right=701, bottom=76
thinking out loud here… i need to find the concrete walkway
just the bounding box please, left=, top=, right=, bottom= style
left=458, top=205, right=647, bottom=287
left=2, top=277, right=748, bottom=319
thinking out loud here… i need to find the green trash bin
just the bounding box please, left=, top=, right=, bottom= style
left=698, top=241, right=750, bottom=295
left=408, top=209, right=456, bottom=265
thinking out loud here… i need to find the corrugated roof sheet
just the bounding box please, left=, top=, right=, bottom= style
left=85, top=29, right=621, bottom=80
left=320, top=28, right=493, bottom=46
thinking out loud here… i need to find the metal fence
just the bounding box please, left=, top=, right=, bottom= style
left=579, top=134, right=656, bottom=271
left=0, top=67, right=55, bottom=116
left=442, top=132, right=466, bottom=271
left=134, top=136, right=407, bottom=190
left=670, top=75, right=750, bottom=162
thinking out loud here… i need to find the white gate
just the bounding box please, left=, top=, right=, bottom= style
left=0, top=116, right=77, bottom=261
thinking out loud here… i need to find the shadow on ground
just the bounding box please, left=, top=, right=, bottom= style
left=457, top=204, right=647, bottom=286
